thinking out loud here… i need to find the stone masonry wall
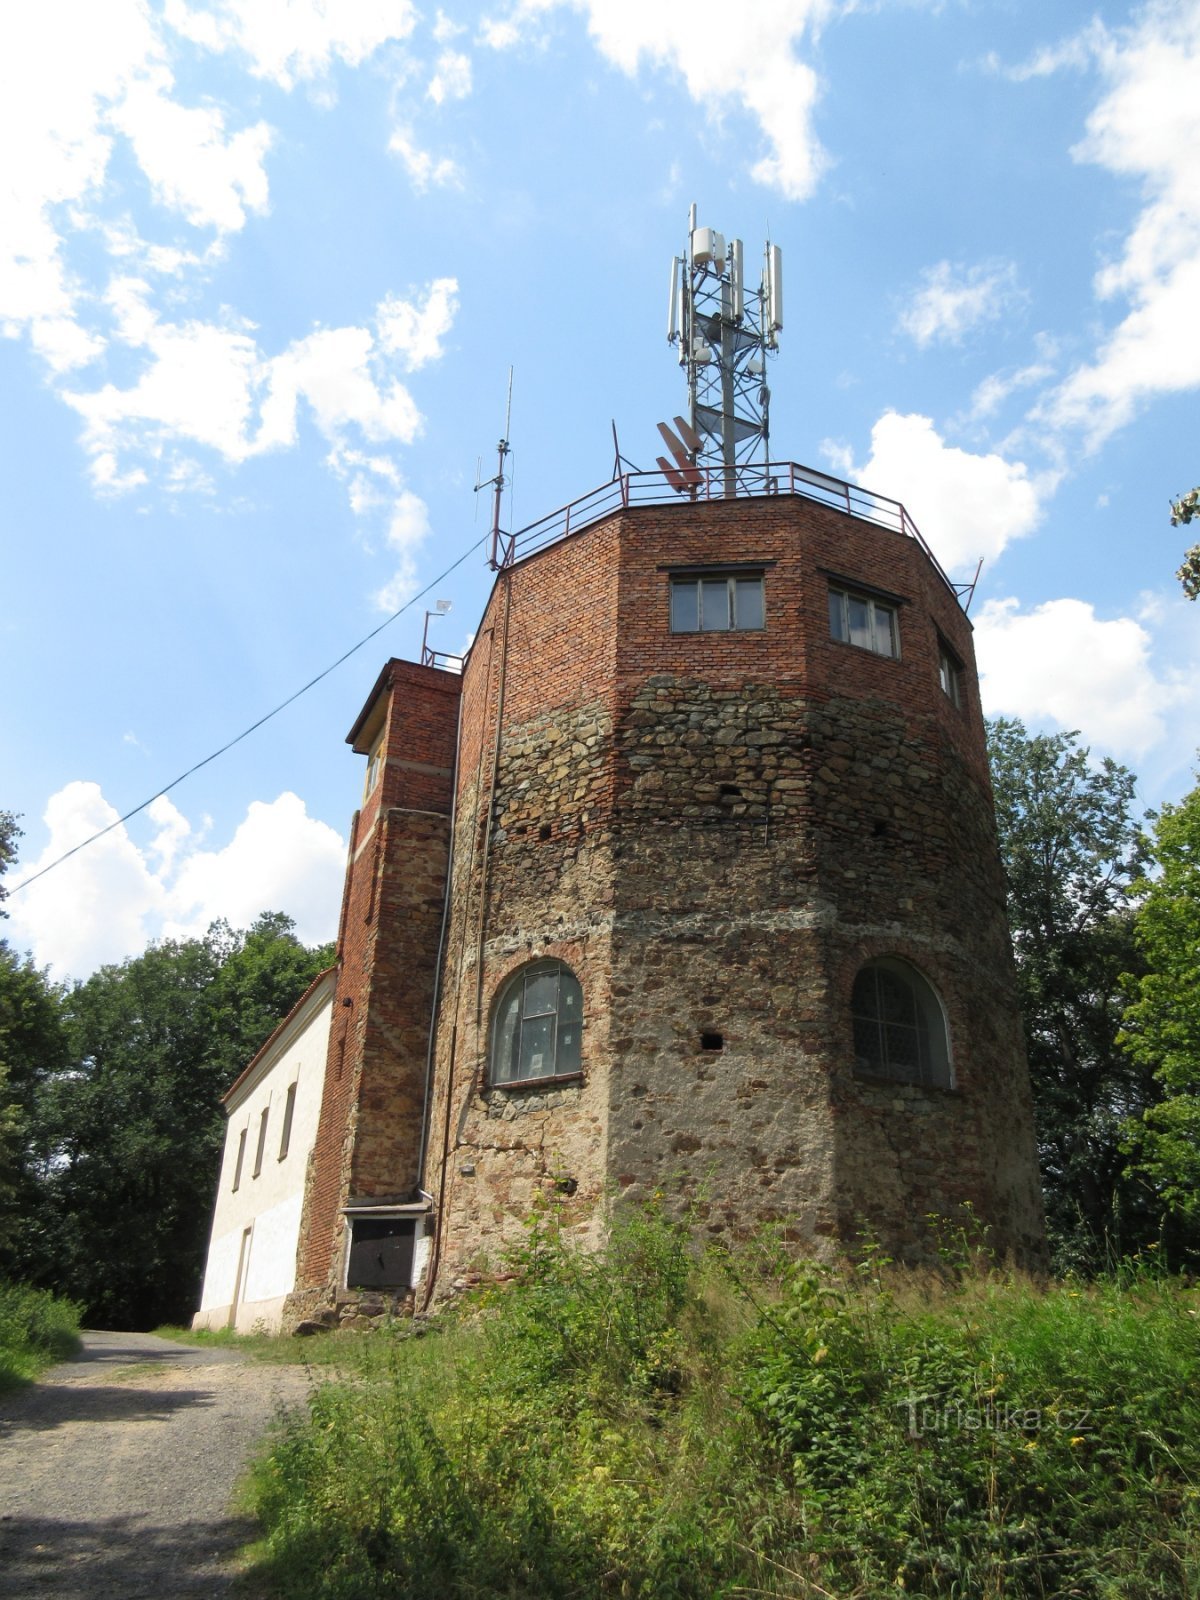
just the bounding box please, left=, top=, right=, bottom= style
left=415, top=493, right=1044, bottom=1297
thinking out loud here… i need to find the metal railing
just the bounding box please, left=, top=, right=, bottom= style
left=420, top=647, right=464, bottom=673
left=495, top=460, right=973, bottom=607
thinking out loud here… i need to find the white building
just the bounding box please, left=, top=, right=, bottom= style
left=193, top=968, right=335, bottom=1333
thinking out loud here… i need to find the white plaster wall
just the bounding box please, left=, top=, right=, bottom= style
left=194, top=980, right=334, bottom=1332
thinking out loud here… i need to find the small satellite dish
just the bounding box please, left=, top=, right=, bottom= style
left=436, top=599, right=452, bottom=614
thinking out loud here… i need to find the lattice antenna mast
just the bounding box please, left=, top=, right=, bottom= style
left=666, top=203, right=782, bottom=497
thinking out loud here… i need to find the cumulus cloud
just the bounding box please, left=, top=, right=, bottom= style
left=373, top=489, right=433, bottom=611
left=973, top=595, right=1192, bottom=758
left=428, top=49, right=473, bottom=103
left=481, top=0, right=833, bottom=200
left=388, top=126, right=462, bottom=190
left=162, top=0, right=418, bottom=90
left=1031, top=3, right=1200, bottom=449
left=61, top=281, right=452, bottom=489
left=829, top=411, right=1045, bottom=574
left=0, top=0, right=455, bottom=548
left=7, top=782, right=345, bottom=982
left=898, top=260, right=1022, bottom=348
left=376, top=278, right=459, bottom=370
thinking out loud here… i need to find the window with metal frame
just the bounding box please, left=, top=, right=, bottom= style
left=670, top=573, right=765, bottom=633
left=851, top=957, right=952, bottom=1088
left=491, top=960, right=583, bottom=1085
left=828, top=585, right=899, bottom=658
left=938, top=639, right=963, bottom=707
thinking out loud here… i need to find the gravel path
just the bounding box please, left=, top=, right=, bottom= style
left=0, top=1330, right=314, bottom=1599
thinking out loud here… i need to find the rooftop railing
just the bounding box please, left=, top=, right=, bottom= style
left=495, top=459, right=975, bottom=608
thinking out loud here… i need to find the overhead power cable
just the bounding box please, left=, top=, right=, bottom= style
left=9, top=532, right=489, bottom=898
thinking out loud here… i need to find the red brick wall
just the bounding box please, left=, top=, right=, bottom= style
left=293, top=660, right=461, bottom=1296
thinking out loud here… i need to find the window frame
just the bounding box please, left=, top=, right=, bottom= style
left=364, top=733, right=385, bottom=800
left=277, top=1082, right=297, bottom=1161
left=827, top=584, right=900, bottom=659
left=232, top=1126, right=247, bottom=1192
left=850, top=957, right=953, bottom=1090
left=490, top=959, right=584, bottom=1088
left=938, top=638, right=963, bottom=708
left=252, top=1105, right=269, bottom=1178
left=669, top=571, right=766, bottom=634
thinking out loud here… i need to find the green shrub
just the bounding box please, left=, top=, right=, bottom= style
left=246, top=1218, right=1200, bottom=1600
left=0, top=1278, right=82, bottom=1389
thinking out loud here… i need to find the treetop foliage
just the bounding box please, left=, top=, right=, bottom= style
left=0, top=908, right=333, bottom=1328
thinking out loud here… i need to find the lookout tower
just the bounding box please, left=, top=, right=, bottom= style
left=283, top=211, right=1045, bottom=1329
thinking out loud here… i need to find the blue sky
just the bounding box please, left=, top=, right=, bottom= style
left=3, top=0, right=1198, bottom=981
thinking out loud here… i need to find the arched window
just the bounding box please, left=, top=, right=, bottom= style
left=491, top=960, right=583, bottom=1085
left=851, top=958, right=952, bottom=1088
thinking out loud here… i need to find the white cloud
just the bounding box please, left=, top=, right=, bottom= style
left=434, top=11, right=466, bottom=43
left=109, top=67, right=273, bottom=233
left=388, top=126, right=462, bottom=189
left=374, top=489, right=434, bottom=611
left=164, top=793, right=346, bottom=947
left=376, top=278, right=459, bottom=370
left=62, top=280, right=452, bottom=487
left=481, top=0, right=833, bottom=200
left=428, top=49, right=473, bottom=103
left=1032, top=3, right=1200, bottom=449
left=7, top=782, right=344, bottom=982
left=898, top=260, right=1022, bottom=348
left=830, top=411, right=1045, bottom=574
left=966, top=357, right=1055, bottom=422
left=162, top=0, right=419, bottom=90
left=973, top=595, right=1192, bottom=758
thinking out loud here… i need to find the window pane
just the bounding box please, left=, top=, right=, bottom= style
left=884, top=1023, right=920, bottom=1076
left=557, top=1020, right=581, bottom=1074
left=519, top=1014, right=555, bottom=1079
left=523, top=969, right=558, bottom=1018
left=873, top=604, right=897, bottom=657
left=670, top=580, right=698, bottom=632
left=853, top=1016, right=883, bottom=1071
left=847, top=595, right=872, bottom=649
left=701, top=580, right=730, bottom=631
left=828, top=590, right=845, bottom=640
left=734, top=578, right=764, bottom=629
left=876, top=968, right=917, bottom=1025
left=495, top=990, right=521, bottom=1082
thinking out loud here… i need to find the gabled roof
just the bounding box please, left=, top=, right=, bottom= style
left=222, top=966, right=337, bottom=1110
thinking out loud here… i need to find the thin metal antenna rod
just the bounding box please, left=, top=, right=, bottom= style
left=476, top=367, right=514, bottom=570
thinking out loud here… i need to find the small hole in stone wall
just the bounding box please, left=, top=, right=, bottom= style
left=872, top=819, right=890, bottom=838
left=554, top=1176, right=578, bottom=1196
left=700, top=1031, right=724, bottom=1052
left=539, top=822, right=552, bottom=841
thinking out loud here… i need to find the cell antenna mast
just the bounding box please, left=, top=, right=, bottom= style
left=666, top=202, right=782, bottom=498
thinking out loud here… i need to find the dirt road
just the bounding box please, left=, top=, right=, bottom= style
left=0, top=1330, right=312, bottom=1598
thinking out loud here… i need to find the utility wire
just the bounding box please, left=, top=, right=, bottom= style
left=9, top=532, right=490, bottom=898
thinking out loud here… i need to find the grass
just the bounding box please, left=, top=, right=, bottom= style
left=239, top=1214, right=1200, bottom=1598
left=0, top=1279, right=83, bottom=1391
left=152, top=1321, right=373, bottom=1368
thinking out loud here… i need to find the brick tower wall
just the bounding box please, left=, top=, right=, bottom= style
left=288, top=659, right=461, bottom=1318
left=421, top=523, right=622, bottom=1287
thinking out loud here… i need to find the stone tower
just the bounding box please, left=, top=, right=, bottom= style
left=288, top=477, right=1046, bottom=1325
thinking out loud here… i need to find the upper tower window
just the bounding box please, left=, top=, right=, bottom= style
left=828, top=585, right=899, bottom=658
left=851, top=957, right=952, bottom=1088
left=364, top=736, right=384, bottom=799
left=671, top=573, right=765, bottom=633
left=938, top=639, right=963, bottom=707
left=491, top=960, right=583, bottom=1085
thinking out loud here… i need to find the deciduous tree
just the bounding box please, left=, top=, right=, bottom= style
left=1120, top=776, right=1200, bottom=1222
left=987, top=719, right=1161, bottom=1267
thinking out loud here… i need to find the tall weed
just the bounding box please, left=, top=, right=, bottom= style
left=0, top=1279, right=82, bottom=1389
